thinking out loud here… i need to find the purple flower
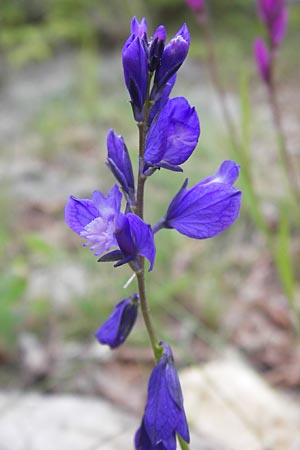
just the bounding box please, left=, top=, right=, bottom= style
left=144, top=97, right=200, bottom=173
left=106, top=129, right=135, bottom=204
left=135, top=420, right=171, bottom=450
left=156, top=161, right=241, bottom=239
left=149, top=25, right=167, bottom=72
left=151, top=24, right=190, bottom=100
left=185, top=0, right=205, bottom=14
left=257, top=0, right=288, bottom=47
left=254, top=38, right=271, bottom=83
left=131, top=17, right=148, bottom=40
left=64, top=185, right=122, bottom=256
left=113, top=213, right=156, bottom=271
left=123, top=18, right=148, bottom=121
left=95, top=294, right=139, bottom=349
left=135, top=342, right=189, bottom=450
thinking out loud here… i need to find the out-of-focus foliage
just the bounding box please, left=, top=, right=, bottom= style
left=0, top=0, right=265, bottom=66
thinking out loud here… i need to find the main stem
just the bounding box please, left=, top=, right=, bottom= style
left=135, top=79, right=161, bottom=363
left=135, top=76, right=191, bottom=450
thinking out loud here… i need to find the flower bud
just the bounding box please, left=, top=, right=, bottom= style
left=95, top=295, right=139, bottom=349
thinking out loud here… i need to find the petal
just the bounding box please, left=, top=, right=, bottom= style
left=95, top=295, right=139, bottom=349
left=115, top=213, right=156, bottom=271
left=127, top=214, right=156, bottom=271
left=107, top=129, right=135, bottom=196
left=122, top=36, right=148, bottom=117
left=91, top=185, right=122, bottom=217
left=131, top=16, right=148, bottom=39
left=254, top=38, right=271, bottom=83
left=167, top=182, right=242, bottom=239
left=135, top=420, right=169, bottom=450
left=145, top=360, right=181, bottom=445
left=271, top=6, right=288, bottom=47
left=153, top=24, right=190, bottom=96
left=65, top=196, right=99, bottom=235
left=199, top=160, right=241, bottom=186
left=145, top=97, right=200, bottom=168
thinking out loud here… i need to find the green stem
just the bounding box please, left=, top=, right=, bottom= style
left=135, top=72, right=161, bottom=362
left=178, top=435, right=190, bottom=450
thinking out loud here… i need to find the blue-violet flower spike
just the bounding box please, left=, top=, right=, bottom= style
left=145, top=97, right=200, bottom=172
left=115, top=213, right=156, bottom=271
left=151, top=24, right=190, bottom=100
left=106, top=129, right=135, bottom=204
left=64, top=184, right=122, bottom=256
left=162, top=161, right=242, bottom=239
left=135, top=342, right=189, bottom=450
left=95, top=294, right=139, bottom=349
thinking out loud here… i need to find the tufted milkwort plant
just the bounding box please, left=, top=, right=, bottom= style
left=65, top=17, right=241, bottom=450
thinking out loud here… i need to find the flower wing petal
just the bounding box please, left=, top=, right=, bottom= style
left=65, top=196, right=99, bottom=235
left=167, top=183, right=242, bottom=239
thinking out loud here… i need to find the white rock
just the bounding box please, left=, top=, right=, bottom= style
left=180, top=354, right=300, bottom=450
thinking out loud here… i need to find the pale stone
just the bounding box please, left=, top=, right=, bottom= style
left=0, top=393, right=136, bottom=450
left=180, top=354, right=300, bottom=450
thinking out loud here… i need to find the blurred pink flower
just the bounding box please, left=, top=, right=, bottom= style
left=254, top=38, right=271, bottom=84
left=257, top=0, right=288, bottom=47
left=185, top=0, right=205, bottom=14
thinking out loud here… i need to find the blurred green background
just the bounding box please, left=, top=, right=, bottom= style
left=0, top=0, right=299, bottom=390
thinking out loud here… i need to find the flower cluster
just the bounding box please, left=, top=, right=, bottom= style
left=65, top=17, right=242, bottom=449
left=254, top=0, right=288, bottom=84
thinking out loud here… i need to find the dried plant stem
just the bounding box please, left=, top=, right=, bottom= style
left=268, top=63, right=300, bottom=206
left=200, top=14, right=239, bottom=152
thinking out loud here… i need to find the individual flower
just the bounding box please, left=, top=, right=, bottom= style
left=185, top=0, right=205, bottom=15
left=123, top=18, right=148, bottom=121
left=95, top=294, right=139, bottom=349
left=155, top=161, right=241, bottom=239
left=64, top=185, right=122, bottom=256
left=106, top=129, right=135, bottom=204
left=135, top=342, right=189, bottom=450
left=144, top=97, right=200, bottom=173
left=151, top=24, right=190, bottom=100
left=112, top=213, right=156, bottom=271
left=257, top=0, right=288, bottom=48
left=149, top=25, right=167, bottom=72
left=254, top=38, right=271, bottom=83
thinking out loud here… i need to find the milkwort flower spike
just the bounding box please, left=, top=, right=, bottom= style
left=254, top=1, right=287, bottom=84
left=64, top=16, right=242, bottom=450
